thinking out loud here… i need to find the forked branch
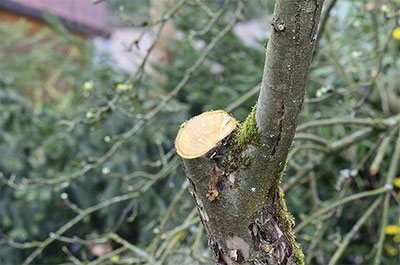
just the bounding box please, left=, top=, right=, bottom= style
left=175, top=1, right=324, bottom=264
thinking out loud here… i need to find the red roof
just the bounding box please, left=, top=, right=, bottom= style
left=0, top=0, right=109, bottom=37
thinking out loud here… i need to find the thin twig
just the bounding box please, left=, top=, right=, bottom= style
left=294, top=185, right=391, bottom=233
left=369, top=128, right=398, bottom=175
left=22, top=192, right=139, bottom=265
left=297, top=114, right=400, bottom=132
left=373, top=129, right=400, bottom=265
left=328, top=197, right=383, bottom=265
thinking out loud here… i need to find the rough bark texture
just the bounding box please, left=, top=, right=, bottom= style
left=177, top=1, right=324, bottom=264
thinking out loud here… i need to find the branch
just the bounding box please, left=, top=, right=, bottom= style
left=315, top=0, right=338, bottom=49
left=297, top=114, right=400, bottom=132
left=22, top=192, right=139, bottom=265
left=373, top=129, right=400, bottom=265
left=175, top=1, right=324, bottom=265
left=294, top=184, right=391, bottom=233
left=328, top=197, right=382, bottom=265
left=254, top=0, right=324, bottom=187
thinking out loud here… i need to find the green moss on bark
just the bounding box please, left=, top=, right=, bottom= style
left=216, top=105, right=261, bottom=173
left=233, top=105, right=303, bottom=263
left=277, top=186, right=305, bottom=265
left=218, top=136, right=253, bottom=173
left=235, top=105, right=260, bottom=147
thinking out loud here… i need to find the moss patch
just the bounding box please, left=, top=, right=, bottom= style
left=277, top=185, right=305, bottom=265
left=223, top=148, right=253, bottom=172
left=214, top=105, right=261, bottom=173
left=235, top=104, right=260, bottom=147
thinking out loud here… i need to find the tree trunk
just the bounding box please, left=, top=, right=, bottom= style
left=175, top=1, right=324, bottom=264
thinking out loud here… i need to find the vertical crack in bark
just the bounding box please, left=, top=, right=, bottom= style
left=270, top=103, right=286, bottom=157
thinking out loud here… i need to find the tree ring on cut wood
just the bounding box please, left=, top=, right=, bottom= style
left=175, top=110, right=237, bottom=159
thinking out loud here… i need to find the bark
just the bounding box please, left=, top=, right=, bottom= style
left=176, top=1, right=324, bottom=264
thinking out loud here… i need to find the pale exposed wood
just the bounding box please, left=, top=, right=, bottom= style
left=175, top=110, right=237, bottom=159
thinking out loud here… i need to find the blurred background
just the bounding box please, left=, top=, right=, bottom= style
left=0, top=0, right=399, bottom=264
